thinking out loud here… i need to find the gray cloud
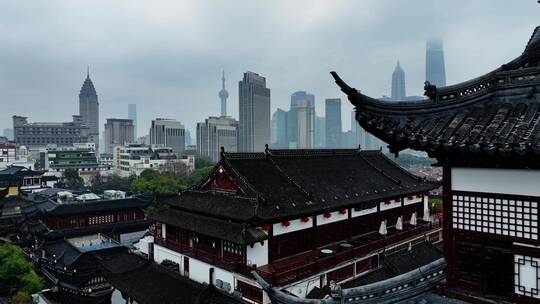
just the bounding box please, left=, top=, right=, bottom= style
left=0, top=0, right=538, bottom=135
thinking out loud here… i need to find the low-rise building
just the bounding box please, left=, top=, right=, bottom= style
left=114, top=143, right=194, bottom=177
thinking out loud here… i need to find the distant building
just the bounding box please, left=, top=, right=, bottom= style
left=0, top=143, right=17, bottom=165
left=104, top=118, right=135, bottom=154
left=128, top=104, right=137, bottom=138
left=41, top=145, right=112, bottom=179
left=79, top=70, right=100, bottom=150
left=149, top=118, right=185, bottom=155
left=315, top=115, right=325, bottom=148
left=12, top=115, right=90, bottom=149
left=219, top=70, right=229, bottom=116
left=325, top=98, right=342, bottom=148
left=196, top=116, right=238, bottom=162
left=296, top=100, right=315, bottom=148
left=426, top=39, right=446, bottom=87
left=238, top=72, right=270, bottom=152
left=288, top=91, right=315, bottom=148
left=2, top=128, right=13, bottom=141
left=271, top=108, right=288, bottom=148
left=114, top=143, right=194, bottom=177
left=391, top=61, right=406, bottom=100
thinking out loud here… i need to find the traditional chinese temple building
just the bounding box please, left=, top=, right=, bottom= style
left=332, top=25, right=540, bottom=303
left=152, top=147, right=440, bottom=303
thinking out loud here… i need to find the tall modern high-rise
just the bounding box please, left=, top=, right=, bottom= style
left=219, top=70, right=229, bottom=117
left=149, top=118, right=186, bottom=155
left=287, top=91, right=315, bottom=148
left=296, top=100, right=315, bottom=148
left=79, top=69, right=99, bottom=150
left=325, top=98, right=342, bottom=148
left=314, top=116, right=325, bottom=148
left=426, top=39, right=446, bottom=87
left=238, top=72, right=271, bottom=152
left=128, top=104, right=137, bottom=138
left=271, top=109, right=288, bottom=148
left=197, top=116, right=238, bottom=162
left=391, top=61, right=406, bottom=100
left=104, top=118, right=135, bottom=154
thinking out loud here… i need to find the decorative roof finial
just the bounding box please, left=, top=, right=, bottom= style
left=87, top=65, right=90, bottom=78
left=220, top=146, right=225, bottom=159
left=264, top=144, right=269, bottom=156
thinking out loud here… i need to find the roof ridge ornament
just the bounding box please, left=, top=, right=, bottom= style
left=424, top=81, right=438, bottom=100
left=330, top=71, right=361, bottom=107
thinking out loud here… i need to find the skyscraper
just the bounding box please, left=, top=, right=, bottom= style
left=391, top=61, right=406, bottom=100
left=314, top=116, right=325, bottom=148
left=104, top=118, right=135, bottom=154
left=197, top=116, right=238, bottom=162
left=219, top=70, right=229, bottom=116
left=271, top=109, right=288, bottom=148
left=287, top=91, right=315, bottom=148
left=128, top=104, right=137, bottom=138
left=79, top=68, right=99, bottom=150
left=325, top=98, right=342, bottom=148
left=426, top=39, right=446, bottom=87
left=238, top=72, right=270, bottom=152
left=296, top=100, right=315, bottom=148
left=149, top=118, right=186, bottom=155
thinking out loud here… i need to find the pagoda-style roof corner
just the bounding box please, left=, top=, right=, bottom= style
left=337, top=26, right=540, bottom=161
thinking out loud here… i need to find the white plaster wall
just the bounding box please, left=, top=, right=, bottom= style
left=246, top=241, right=268, bottom=267
left=379, top=199, right=401, bottom=211
left=316, top=210, right=348, bottom=226
left=452, top=167, right=540, bottom=197
left=273, top=217, right=313, bottom=236
left=351, top=206, right=377, bottom=218
left=154, top=244, right=182, bottom=271
left=154, top=244, right=236, bottom=292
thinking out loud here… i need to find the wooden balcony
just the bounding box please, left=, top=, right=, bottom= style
left=154, top=238, right=253, bottom=275
left=257, top=221, right=441, bottom=287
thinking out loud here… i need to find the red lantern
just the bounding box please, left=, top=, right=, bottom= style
left=408, top=196, right=414, bottom=200
left=339, top=208, right=347, bottom=215
left=324, top=212, right=332, bottom=218
left=262, top=224, right=270, bottom=232
left=301, top=217, right=310, bottom=223
left=384, top=200, right=391, bottom=205
left=396, top=198, right=401, bottom=202
left=281, top=221, right=290, bottom=227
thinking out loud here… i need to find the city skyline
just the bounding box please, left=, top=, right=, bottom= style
left=0, top=1, right=537, bottom=138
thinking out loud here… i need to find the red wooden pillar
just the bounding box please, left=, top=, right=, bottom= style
left=442, top=165, right=457, bottom=287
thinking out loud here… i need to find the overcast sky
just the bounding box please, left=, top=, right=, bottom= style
left=0, top=1, right=539, bottom=137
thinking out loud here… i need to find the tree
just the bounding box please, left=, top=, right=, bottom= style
left=0, top=244, right=44, bottom=303
left=195, top=157, right=214, bottom=169
left=161, top=161, right=190, bottom=179
left=90, top=173, right=134, bottom=193
left=131, top=169, right=186, bottom=196
left=56, top=168, right=84, bottom=190
left=139, top=169, right=160, bottom=181
left=185, top=166, right=213, bottom=187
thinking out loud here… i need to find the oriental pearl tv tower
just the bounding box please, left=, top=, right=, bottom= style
left=219, top=69, right=229, bottom=117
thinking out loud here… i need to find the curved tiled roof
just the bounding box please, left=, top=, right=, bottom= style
left=332, top=26, right=540, bottom=161
left=159, top=149, right=438, bottom=224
